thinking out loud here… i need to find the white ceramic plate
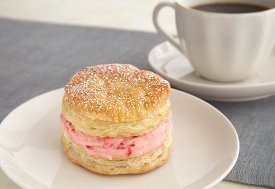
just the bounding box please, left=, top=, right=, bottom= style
left=0, top=88, right=239, bottom=189
left=148, top=41, right=275, bottom=101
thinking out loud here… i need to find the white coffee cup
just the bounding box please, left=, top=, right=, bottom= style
left=153, top=0, right=275, bottom=82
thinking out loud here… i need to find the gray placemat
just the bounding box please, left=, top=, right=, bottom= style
left=0, top=18, right=274, bottom=188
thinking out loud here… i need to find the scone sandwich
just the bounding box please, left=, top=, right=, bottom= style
left=60, top=64, right=172, bottom=175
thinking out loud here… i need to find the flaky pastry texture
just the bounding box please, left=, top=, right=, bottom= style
left=62, top=64, right=171, bottom=137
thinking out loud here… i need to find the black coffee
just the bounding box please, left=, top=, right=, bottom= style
left=192, top=3, right=269, bottom=13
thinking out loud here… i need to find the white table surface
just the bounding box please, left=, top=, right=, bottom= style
left=0, top=0, right=268, bottom=188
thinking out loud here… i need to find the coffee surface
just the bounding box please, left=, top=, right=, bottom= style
left=192, top=3, right=269, bottom=13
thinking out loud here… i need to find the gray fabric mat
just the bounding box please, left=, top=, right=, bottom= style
left=0, top=18, right=274, bottom=188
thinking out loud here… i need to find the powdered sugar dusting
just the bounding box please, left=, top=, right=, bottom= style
left=64, top=64, right=170, bottom=121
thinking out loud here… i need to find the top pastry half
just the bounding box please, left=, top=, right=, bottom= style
left=62, top=64, right=171, bottom=137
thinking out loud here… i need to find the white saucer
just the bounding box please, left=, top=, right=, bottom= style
left=0, top=88, right=239, bottom=189
left=148, top=41, right=275, bottom=101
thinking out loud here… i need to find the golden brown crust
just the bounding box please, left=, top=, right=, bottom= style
left=63, top=64, right=170, bottom=123
left=62, top=101, right=170, bottom=137
left=61, top=132, right=171, bottom=175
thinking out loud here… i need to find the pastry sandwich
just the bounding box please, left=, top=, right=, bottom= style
left=60, top=64, right=172, bottom=175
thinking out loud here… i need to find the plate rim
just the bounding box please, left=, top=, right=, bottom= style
left=0, top=88, right=239, bottom=189
left=170, top=89, right=239, bottom=189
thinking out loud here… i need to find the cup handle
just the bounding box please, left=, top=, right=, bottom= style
left=153, top=2, right=186, bottom=54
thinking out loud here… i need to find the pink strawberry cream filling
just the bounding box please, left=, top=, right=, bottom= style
left=60, top=113, right=171, bottom=160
